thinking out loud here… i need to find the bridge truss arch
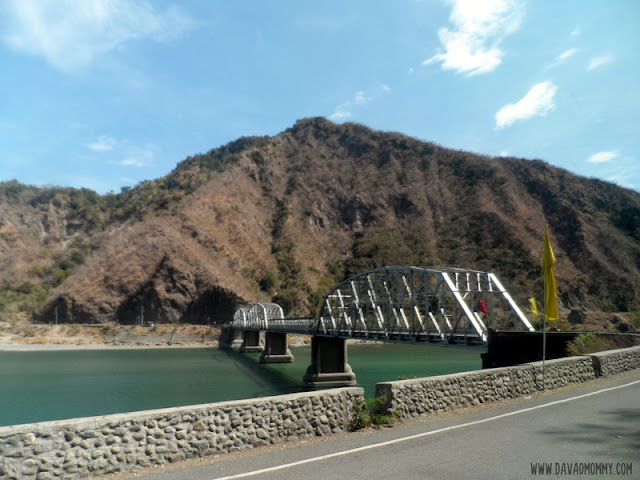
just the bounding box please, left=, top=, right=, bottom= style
left=316, top=266, right=534, bottom=345
left=233, top=302, right=315, bottom=334
left=233, top=307, right=250, bottom=327
left=242, top=303, right=284, bottom=330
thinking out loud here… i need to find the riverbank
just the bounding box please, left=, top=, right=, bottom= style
left=0, top=321, right=222, bottom=350
left=0, top=320, right=310, bottom=351
left=0, top=343, right=217, bottom=352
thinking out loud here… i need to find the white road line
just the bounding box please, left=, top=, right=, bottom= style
left=211, top=378, right=640, bottom=480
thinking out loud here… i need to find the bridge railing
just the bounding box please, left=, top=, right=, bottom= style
left=230, top=303, right=317, bottom=334
left=258, top=317, right=318, bottom=334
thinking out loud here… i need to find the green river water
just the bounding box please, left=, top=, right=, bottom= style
left=0, top=344, right=483, bottom=427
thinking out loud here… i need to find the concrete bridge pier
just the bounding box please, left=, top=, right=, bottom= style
left=303, top=336, right=357, bottom=387
left=260, top=332, right=294, bottom=363
left=240, top=330, right=265, bottom=353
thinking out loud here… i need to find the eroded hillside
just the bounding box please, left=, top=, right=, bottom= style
left=2, top=118, right=640, bottom=330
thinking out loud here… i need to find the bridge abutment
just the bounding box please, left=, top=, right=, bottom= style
left=303, top=336, right=357, bottom=387
left=240, top=330, right=265, bottom=353
left=260, top=332, right=294, bottom=363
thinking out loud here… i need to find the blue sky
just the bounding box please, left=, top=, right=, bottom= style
left=1, top=0, right=638, bottom=194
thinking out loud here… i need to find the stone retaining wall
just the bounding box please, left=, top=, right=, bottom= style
left=375, top=356, right=594, bottom=418
left=0, top=388, right=363, bottom=480
left=375, top=353, right=611, bottom=419
left=592, top=345, right=640, bottom=377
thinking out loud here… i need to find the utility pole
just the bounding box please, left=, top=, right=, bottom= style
left=54, top=306, right=58, bottom=325
left=140, top=305, right=144, bottom=327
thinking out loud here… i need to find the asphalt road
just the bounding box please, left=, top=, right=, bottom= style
left=100, top=370, right=640, bottom=480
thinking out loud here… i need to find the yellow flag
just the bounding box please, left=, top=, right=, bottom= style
left=529, top=297, right=540, bottom=317
left=543, top=225, right=559, bottom=321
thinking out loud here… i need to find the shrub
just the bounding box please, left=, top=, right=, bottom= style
left=350, top=397, right=397, bottom=431
left=16, top=282, right=35, bottom=294
left=566, top=333, right=616, bottom=355
left=273, top=288, right=304, bottom=316
left=327, top=261, right=344, bottom=277
left=52, top=270, right=71, bottom=286
left=101, top=324, right=114, bottom=337
left=70, top=250, right=85, bottom=265
left=259, top=271, right=278, bottom=293
left=55, top=258, right=73, bottom=271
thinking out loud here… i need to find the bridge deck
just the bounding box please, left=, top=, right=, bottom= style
left=234, top=319, right=484, bottom=346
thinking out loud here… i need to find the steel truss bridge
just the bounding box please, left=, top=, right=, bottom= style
left=231, top=266, right=535, bottom=346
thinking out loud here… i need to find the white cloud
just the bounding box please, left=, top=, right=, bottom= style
left=544, top=48, right=579, bottom=70
left=587, top=54, right=613, bottom=71
left=330, top=84, right=391, bottom=121
left=424, top=0, right=524, bottom=76
left=86, top=135, right=117, bottom=152
left=557, top=48, right=579, bottom=61
left=89, top=136, right=157, bottom=167
left=495, top=81, right=558, bottom=128
left=120, top=144, right=157, bottom=168
left=330, top=92, right=365, bottom=121
left=353, top=91, right=370, bottom=105
left=570, top=27, right=581, bottom=37
left=329, top=111, right=352, bottom=121
left=1, top=0, right=195, bottom=72
left=588, top=150, right=619, bottom=163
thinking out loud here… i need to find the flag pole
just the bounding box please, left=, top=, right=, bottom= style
left=529, top=297, right=545, bottom=389
left=542, top=313, right=546, bottom=391
left=542, top=224, right=558, bottom=391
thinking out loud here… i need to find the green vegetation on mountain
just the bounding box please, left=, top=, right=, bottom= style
left=1, top=118, right=640, bottom=333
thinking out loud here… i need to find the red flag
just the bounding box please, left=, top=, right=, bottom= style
left=478, top=300, right=489, bottom=317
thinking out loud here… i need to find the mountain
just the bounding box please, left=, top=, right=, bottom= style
left=2, top=117, right=640, bottom=331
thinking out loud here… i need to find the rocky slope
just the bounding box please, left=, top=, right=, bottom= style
left=2, top=117, right=640, bottom=330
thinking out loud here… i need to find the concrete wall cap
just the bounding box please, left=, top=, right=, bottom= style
left=0, top=386, right=364, bottom=436
left=591, top=345, right=640, bottom=357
